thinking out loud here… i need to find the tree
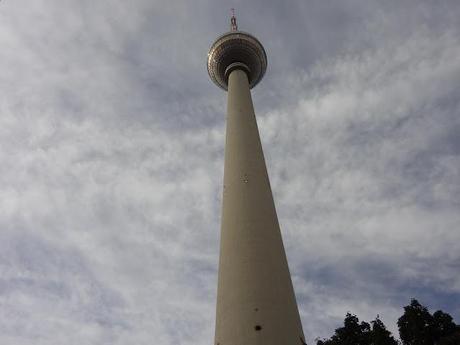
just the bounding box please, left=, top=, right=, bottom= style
left=317, top=299, right=458, bottom=345
left=432, top=311, right=460, bottom=345
left=432, top=310, right=457, bottom=340
left=398, top=299, right=435, bottom=345
left=316, top=313, right=375, bottom=345
left=371, top=316, right=399, bottom=345
left=436, top=326, right=460, bottom=345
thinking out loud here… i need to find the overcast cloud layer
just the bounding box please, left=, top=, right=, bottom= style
left=1, top=1, right=459, bottom=344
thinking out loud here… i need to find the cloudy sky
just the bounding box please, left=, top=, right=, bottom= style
left=1, top=0, right=459, bottom=344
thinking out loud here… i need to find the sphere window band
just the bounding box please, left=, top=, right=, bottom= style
left=207, top=31, right=267, bottom=90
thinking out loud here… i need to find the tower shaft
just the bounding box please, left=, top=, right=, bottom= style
left=215, top=69, right=305, bottom=345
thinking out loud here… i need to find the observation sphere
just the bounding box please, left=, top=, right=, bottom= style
left=207, top=31, right=267, bottom=91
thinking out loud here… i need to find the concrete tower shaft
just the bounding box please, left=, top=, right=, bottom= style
left=208, top=17, right=305, bottom=345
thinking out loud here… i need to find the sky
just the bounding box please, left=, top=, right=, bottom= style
left=0, top=0, right=459, bottom=344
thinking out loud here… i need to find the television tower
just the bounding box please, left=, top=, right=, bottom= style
left=207, top=11, right=306, bottom=345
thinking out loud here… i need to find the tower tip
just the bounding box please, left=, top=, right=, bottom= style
left=230, top=8, right=238, bottom=31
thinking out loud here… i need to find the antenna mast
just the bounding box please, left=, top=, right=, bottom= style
left=230, top=8, right=238, bottom=31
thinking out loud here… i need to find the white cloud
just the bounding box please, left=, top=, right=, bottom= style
left=257, top=9, right=460, bottom=342
left=0, top=1, right=459, bottom=344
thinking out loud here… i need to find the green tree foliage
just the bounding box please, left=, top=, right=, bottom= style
left=432, top=310, right=457, bottom=340
left=397, top=299, right=460, bottom=345
left=371, top=317, right=399, bottom=345
left=316, top=313, right=396, bottom=345
left=436, top=326, right=460, bottom=345
left=316, top=299, right=459, bottom=345
left=398, top=299, right=435, bottom=345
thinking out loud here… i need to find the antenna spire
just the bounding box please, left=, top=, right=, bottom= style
left=230, top=8, right=238, bottom=31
